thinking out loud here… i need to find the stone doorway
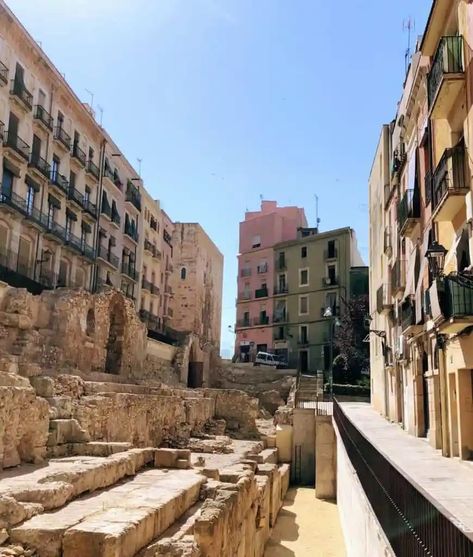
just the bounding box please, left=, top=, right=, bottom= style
left=187, top=343, right=203, bottom=388
left=105, top=298, right=125, bottom=374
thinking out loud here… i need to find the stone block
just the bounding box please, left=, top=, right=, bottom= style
left=29, top=377, right=55, bottom=398
left=49, top=419, right=90, bottom=445
left=154, top=449, right=179, bottom=468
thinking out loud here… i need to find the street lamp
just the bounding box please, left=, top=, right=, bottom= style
left=426, top=240, right=447, bottom=279
left=324, top=306, right=341, bottom=400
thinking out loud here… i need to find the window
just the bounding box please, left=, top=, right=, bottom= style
left=300, top=325, right=308, bottom=344
left=47, top=203, right=55, bottom=226
left=301, top=246, right=307, bottom=258
left=26, top=185, right=35, bottom=215
left=84, top=186, right=90, bottom=205
left=70, top=170, right=76, bottom=190
left=299, top=295, right=308, bottom=315
left=1, top=168, right=14, bottom=198
left=65, top=213, right=74, bottom=240
left=38, top=89, right=46, bottom=107
left=252, top=235, right=261, bottom=248
left=327, top=264, right=336, bottom=284
left=181, top=267, right=187, bottom=280
left=88, top=147, right=94, bottom=161
left=327, top=240, right=336, bottom=258
left=325, top=292, right=337, bottom=314
left=299, top=268, right=309, bottom=286
left=243, top=311, right=250, bottom=326
left=51, top=155, right=59, bottom=179
left=32, top=134, right=41, bottom=162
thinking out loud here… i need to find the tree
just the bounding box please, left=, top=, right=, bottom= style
left=333, top=295, right=370, bottom=384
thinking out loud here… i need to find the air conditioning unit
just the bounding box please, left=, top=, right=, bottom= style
left=395, top=334, right=407, bottom=361
left=466, top=191, right=473, bottom=223
left=325, top=277, right=332, bottom=285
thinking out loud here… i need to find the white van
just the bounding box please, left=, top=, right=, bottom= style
left=254, top=352, right=286, bottom=368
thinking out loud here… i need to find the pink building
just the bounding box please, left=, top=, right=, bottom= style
left=235, top=200, right=307, bottom=360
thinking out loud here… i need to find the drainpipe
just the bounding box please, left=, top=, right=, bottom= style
left=437, top=334, right=450, bottom=457
left=91, top=137, right=106, bottom=292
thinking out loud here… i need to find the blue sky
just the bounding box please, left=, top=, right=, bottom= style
left=7, top=0, right=431, bottom=356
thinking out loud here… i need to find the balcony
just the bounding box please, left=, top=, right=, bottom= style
left=275, top=258, right=287, bottom=271
left=274, top=285, right=288, bottom=295
left=82, top=198, right=97, bottom=219
left=320, top=305, right=339, bottom=318
left=428, top=36, right=465, bottom=118
left=124, top=224, right=139, bottom=243
left=430, top=276, right=473, bottom=334
left=240, top=267, right=251, bottom=277
left=324, top=248, right=338, bottom=260
left=34, top=105, right=53, bottom=131
left=400, top=299, right=421, bottom=335
left=398, top=188, right=420, bottom=236
left=121, top=262, right=137, bottom=281
left=10, top=79, right=33, bottom=111
left=376, top=284, right=392, bottom=314
left=383, top=226, right=392, bottom=255
left=322, top=276, right=338, bottom=288
left=54, top=126, right=71, bottom=151
left=101, top=199, right=112, bottom=219
left=144, top=239, right=156, bottom=256
left=86, top=159, right=100, bottom=180
left=150, top=217, right=158, bottom=231
left=297, top=337, right=310, bottom=347
left=97, top=245, right=119, bottom=269
left=42, top=218, right=67, bottom=243
left=255, top=287, right=269, bottom=299
left=28, top=154, right=51, bottom=180
left=257, top=263, right=268, bottom=274
left=142, top=278, right=152, bottom=292
left=125, top=181, right=142, bottom=212
left=64, top=231, right=95, bottom=261
left=0, top=61, right=8, bottom=86
left=253, top=316, right=269, bottom=326
left=111, top=210, right=121, bottom=228
left=273, top=312, right=288, bottom=323
left=0, top=189, right=43, bottom=229
left=67, top=185, right=84, bottom=209
left=273, top=329, right=287, bottom=341
left=236, top=318, right=251, bottom=329
left=50, top=170, right=69, bottom=195
left=3, top=130, right=30, bottom=162
left=71, top=143, right=87, bottom=167
left=391, top=259, right=405, bottom=295
left=432, top=140, right=468, bottom=222
left=238, top=291, right=251, bottom=301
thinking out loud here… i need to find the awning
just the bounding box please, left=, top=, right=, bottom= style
left=415, top=227, right=431, bottom=323
left=25, top=174, right=40, bottom=192
left=48, top=194, right=61, bottom=209
left=3, top=159, right=21, bottom=177
left=403, top=248, right=418, bottom=300
left=81, top=221, right=92, bottom=233
left=444, top=227, right=463, bottom=275
left=66, top=208, right=77, bottom=221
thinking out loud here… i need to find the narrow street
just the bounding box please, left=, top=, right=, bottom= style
left=265, top=488, right=346, bottom=557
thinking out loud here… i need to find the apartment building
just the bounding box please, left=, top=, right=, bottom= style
left=273, top=227, right=365, bottom=371
left=235, top=200, right=307, bottom=361
left=160, top=209, right=175, bottom=330
left=369, top=0, right=473, bottom=460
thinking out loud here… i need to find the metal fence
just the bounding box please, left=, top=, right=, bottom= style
left=333, top=399, right=473, bottom=556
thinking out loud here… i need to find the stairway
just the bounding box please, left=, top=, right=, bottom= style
left=296, top=373, right=324, bottom=405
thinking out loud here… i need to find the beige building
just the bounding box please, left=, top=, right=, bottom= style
left=169, top=223, right=223, bottom=386
left=160, top=209, right=175, bottom=331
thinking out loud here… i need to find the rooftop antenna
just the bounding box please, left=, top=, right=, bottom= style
left=97, top=105, right=104, bottom=126
left=85, top=88, right=94, bottom=110
left=314, top=194, right=321, bottom=231
left=137, top=158, right=142, bottom=178
left=403, top=17, right=415, bottom=74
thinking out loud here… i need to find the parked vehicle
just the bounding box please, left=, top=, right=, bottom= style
left=254, top=352, right=288, bottom=369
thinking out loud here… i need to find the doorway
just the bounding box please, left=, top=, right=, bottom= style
left=300, top=350, right=309, bottom=373
left=422, top=352, right=430, bottom=437
left=187, top=343, right=203, bottom=388
left=105, top=298, right=125, bottom=374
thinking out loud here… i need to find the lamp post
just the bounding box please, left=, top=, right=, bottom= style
left=324, top=306, right=341, bottom=400
left=425, top=240, right=447, bottom=279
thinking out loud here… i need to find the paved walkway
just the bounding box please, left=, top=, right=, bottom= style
left=340, top=402, right=473, bottom=538
left=264, top=487, right=346, bottom=557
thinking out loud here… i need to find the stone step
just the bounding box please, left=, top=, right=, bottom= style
left=0, top=449, right=155, bottom=526
left=46, top=441, right=134, bottom=459
left=11, top=469, right=205, bottom=557
left=47, top=419, right=90, bottom=446
left=83, top=381, right=163, bottom=396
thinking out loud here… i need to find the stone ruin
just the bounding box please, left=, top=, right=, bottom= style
left=0, top=285, right=291, bottom=556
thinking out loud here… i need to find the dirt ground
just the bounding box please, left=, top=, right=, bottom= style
left=264, top=487, right=346, bottom=557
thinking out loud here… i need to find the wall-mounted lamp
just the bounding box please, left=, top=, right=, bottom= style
left=426, top=240, right=447, bottom=279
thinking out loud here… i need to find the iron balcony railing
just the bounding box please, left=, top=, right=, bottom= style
left=432, top=139, right=467, bottom=214
left=124, top=224, right=139, bottom=242
left=257, top=263, right=268, bottom=274
left=297, top=337, right=309, bottom=346
left=334, top=400, right=473, bottom=557
left=142, top=278, right=152, bottom=291
left=274, top=285, right=288, bottom=295
left=0, top=61, right=8, bottom=86
left=400, top=299, right=416, bottom=331
left=240, top=267, right=251, bottom=277
left=276, top=257, right=287, bottom=270
left=87, top=159, right=100, bottom=179
left=68, top=185, right=84, bottom=207
left=428, top=36, right=464, bottom=108
left=425, top=170, right=432, bottom=206
left=121, top=262, right=137, bottom=281
left=42, top=217, right=67, bottom=242
left=111, top=210, right=121, bottom=227
left=10, top=79, right=33, bottom=110
left=72, top=143, right=87, bottom=166
left=125, top=181, right=142, bottom=211
left=398, top=188, right=420, bottom=231
left=0, top=188, right=43, bottom=228
left=236, top=318, right=251, bottom=328
left=64, top=230, right=95, bottom=260
left=253, top=316, right=269, bottom=326
left=101, top=198, right=112, bottom=218
left=255, top=287, right=268, bottom=299
left=50, top=170, right=69, bottom=194
left=54, top=126, right=71, bottom=150
left=82, top=198, right=97, bottom=218
left=150, top=217, right=158, bottom=231
left=324, top=247, right=338, bottom=260
left=3, top=130, right=30, bottom=161
left=391, top=259, right=405, bottom=293
left=97, top=245, right=119, bottom=268
left=238, top=291, right=251, bottom=301
left=144, top=239, right=156, bottom=255
left=376, top=284, right=392, bottom=313
left=34, top=105, right=53, bottom=130
left=273, top=312, right=288, bottom=323
left=29, top=154, right=51, bottom=179
left=322, top=276, right=338, bottom=287
left=442, top=276, right=473, bottom=319
left=274, top=329, right=287, bottom=341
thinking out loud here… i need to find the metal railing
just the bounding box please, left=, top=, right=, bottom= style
left=253, top=316, right=269, bottom=326
left=398, top=188, right=420, bottom=232
left=68, top=185, right=84, bottom=207
left=334, top=399, right=473, bottom=556
left=432, top=139, right=467, bottom=214
left=391, top=259, right=405, bottom=292
left=400, top=299, right=415, bottom=331
left=82, top=198, right=97, bottom=218
left=236, top=318, right=251, bottom=328
left=428, top=36, right=464, bottom=108
left=144, top=239, right=156, bottom=255
left=34, top=105, right=53, bottom=130
left=54, top=126, right=71, bottom=150
left=3, top=130, right=30, bottom=160
left=125, top=181, right=142, bottom=211
left=50, top=170, right=69, bottom=194
left=0, top=61, right=8, bottom=86
left=10, top=79, right=33, bottom=110
left=101, top=198, right=112, bottom=218
left=124, top=224, right=139, bottom=242
left=274, top=285, right=288, bottom=295
left=324, top=248, right=338, bottom=260
left=443, top=276, right=473, bottom=319
left=121, top=262, right=137, bottom=280
left=72, top=143, right=87, bottom=166
left=238, top=291, right=251, bottom=301
left=87, top=159, right=100, bottom=179
left=322, top=276, right=338, bottom=287
left=97, top=245, right=119, bottom=268
left=255, top=287, right=268, bottom=299
left=29, top=154, right=51, bottom=179
left=257, top=263, right=268, bottom=274
left=273, top=312, right=288, bottom=323
left=111, top=210, right=121, bottom=227
left=240, top=267, right=251, bottom=277
left=276, top=258, right=287, bottom=270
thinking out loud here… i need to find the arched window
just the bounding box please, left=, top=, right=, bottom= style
left=181, top=267, right=187, bottom=280
left=86, top=308, right=95, bottom=336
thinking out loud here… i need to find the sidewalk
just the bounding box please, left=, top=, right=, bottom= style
left=265, top=487, right=346, bottom=557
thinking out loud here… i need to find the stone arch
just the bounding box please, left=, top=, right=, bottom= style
left=187, top=338, right=203, bottom=388
left=86, top=307, right=95, bottom=337
left=105, top=295, right=126, bottom=374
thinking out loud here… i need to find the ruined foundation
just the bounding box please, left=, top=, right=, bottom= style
left=0, top=285, right=292, bottom=556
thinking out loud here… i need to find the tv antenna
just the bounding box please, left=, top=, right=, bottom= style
left=137, top=158, right=142, bottom=177
left=403, top=17, right=415, bottom=73
left=314, top=194, right=321, bottom=231
left=85, top=88, right=94, bottom=110
left=97, top=105, right=104, bottom=126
